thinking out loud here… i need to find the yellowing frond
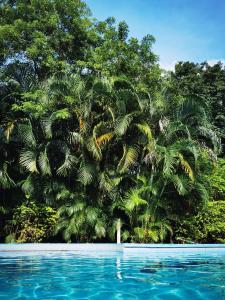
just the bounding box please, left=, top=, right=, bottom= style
left=96, top=132, right=113, bottom=147
left=136, top=122, right=152, bottom=141
left=4, top=122, right=15, bottom=141
left=179, top=154, right=194, bottom=181
left=79, top=118, right=84, bottom=131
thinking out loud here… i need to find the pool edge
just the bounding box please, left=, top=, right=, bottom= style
left=1, top=243, right=225, bottom=253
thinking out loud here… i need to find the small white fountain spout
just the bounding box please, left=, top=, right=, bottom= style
left=116, top=218, right=121, bottom=244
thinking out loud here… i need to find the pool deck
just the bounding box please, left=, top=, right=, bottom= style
left=1, top=243, right=225, bottom=253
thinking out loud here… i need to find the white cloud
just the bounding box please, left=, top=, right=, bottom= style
left=160, top=59, right=225, bottom=71
left=206, top=59, right=225, bottom=66
left=159, top=60, right=177, bottom=71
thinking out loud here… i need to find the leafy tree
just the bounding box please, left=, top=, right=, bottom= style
left=168, top=61, right=225, bottom=153
left=0, top=0, right=95, bottom=78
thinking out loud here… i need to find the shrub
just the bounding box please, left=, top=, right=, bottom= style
left=174, top=201, right=225, bottom=243
left=5, top=201, right=58, bottom=243
left=208, top=159, right=225, bottom=200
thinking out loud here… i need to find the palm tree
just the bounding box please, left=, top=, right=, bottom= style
left=113, top=112, right=209, bottom=242
left=55, top=191, right=107, bottom=242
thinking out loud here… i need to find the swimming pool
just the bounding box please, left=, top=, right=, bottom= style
left=1, top=245, right=225, bottom=299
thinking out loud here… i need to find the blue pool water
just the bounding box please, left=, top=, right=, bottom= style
left=1, top=251, right=225, bottom=299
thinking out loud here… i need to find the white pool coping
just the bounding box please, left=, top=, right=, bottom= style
left=0, top=243, right=122, bottom=252
left=1, top=243, right=225, bottom=253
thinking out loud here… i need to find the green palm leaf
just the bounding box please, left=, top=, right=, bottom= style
left=115, top=113, right=133, bottom=136
left=18, top=123, right=36, bottom=147
left=57, top=153, right=77, bottom=177
left=38, top=149, right=51, bottom=175
left=136, top=122, right=152, bottom=141
left=124, top=188, right=148, bottom=212
left=0, top=163, right=15, bottom=189
left=86, top=137, right=102, bottom=161
left=19, top=149, right=38, bottom=173
left=78, top=160, right=95, bottom=185
left=117, top=145, right=139, bottom=172
left=41, top=118, right=52, bottom=139
left=171, top=175, right=189, bottom=196
left=69, top=132, right=83, bottom=145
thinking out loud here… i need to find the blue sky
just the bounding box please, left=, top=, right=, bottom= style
left=85, top=0, right=225, bottom=69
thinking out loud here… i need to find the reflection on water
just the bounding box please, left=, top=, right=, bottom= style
left=116, top=257, right=123, bottom=280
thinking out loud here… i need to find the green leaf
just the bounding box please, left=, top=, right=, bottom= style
left=20, top=150, right=38, bottom=173
left=52, top=108, right=71, bottom=120
left=38, top=149, right=51, bottom=176
left=117, top=145, right=139, bottom=172
left=57, top=153, right=77, bottom=177
left=115, top=114, right=133, bottom=136
left=78, top=161, right=95, bottom=186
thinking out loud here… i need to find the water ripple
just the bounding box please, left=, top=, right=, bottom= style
left=1, top=252, right=225, bottom=299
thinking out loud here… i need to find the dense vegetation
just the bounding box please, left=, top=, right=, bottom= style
left=1, top=0, right=225, bottom=243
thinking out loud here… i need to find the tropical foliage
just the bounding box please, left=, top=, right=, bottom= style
left=174, top=201, right=225, bottom=243
left=1, top=0, right=225, bottom=243
left=4, top=201, right=58, bottom=243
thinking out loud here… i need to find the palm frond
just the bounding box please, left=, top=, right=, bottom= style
left=38, top=149, right=51, bottom=175
left=77, top=160, right=95, bottom=186
left=117, top=145, right=139, bottom=172
left=79, top=118, right=85, bottom=132
left=93, top=77, right=113, bottom=94
left=86, top=207, right=99, bottom=224
left=19, top=149, right=38, bottom=173
left=121, top=230, right=130, bottom=242
left=57, top=153, right=77, bottom=177
left=194, top=182, right=209, bottom=205
left=199, top=126, right=221, bottom=154
left=18, top=123, right=36, bottom=147
left=56, top=189, right=73, bottom=201
left=4, top=122, right=15, bottom=141
left=136, top=122, right=153, bottom=141
left=162, top=149, right=176, bottom=177
left=96, top=132, right=114, bottom=147
left=108, top=107, right=115, bottom=122
left=20, top=175, right=32, bottom=195
left=58, top=202, right=85, bottom=217
left=51, top=108, right=71, bottom=120
left=115, top=114, right=133, bottom=136
left=69, top=132, right=83, bottom=145
left=179, top=153, right=194, bottom=180
left=95, top=221, right=106, bottom=238
left=86, top=137, right=102, bottom=161
left=133, top=227, right=146, bottom=241
left=124, top=188, right=148, bottom=212
left=148, top=229, right=160, bottom=242
left=171, top=175, right=189, bottom=196
left=0, top=163, right=15, bottom=189
left=99, top=172, right=113, bottom=192
left=41, top=118, right=52, bottom=139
